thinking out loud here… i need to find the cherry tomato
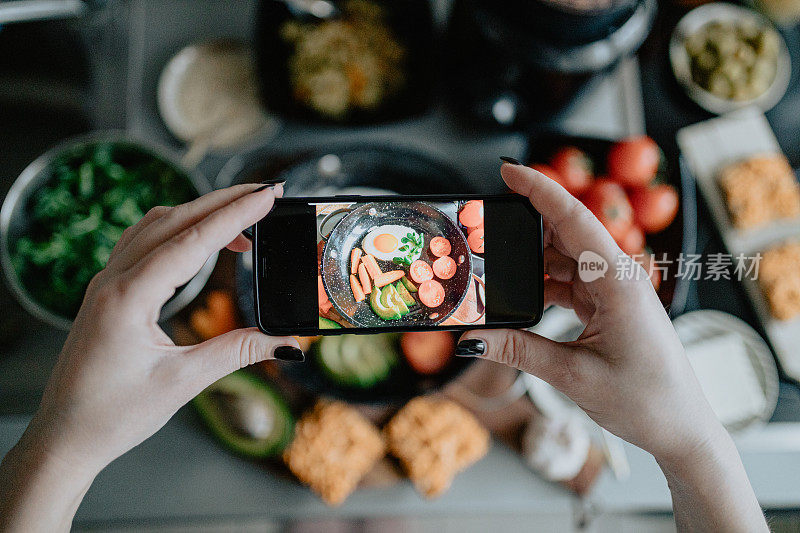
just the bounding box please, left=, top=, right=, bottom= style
left=432, top=256, right=457, bottom=280
left=549, top=146, right=593, bottom=196
left=628, top=184, right=679, bottom=234
left=409, top=260, right=434, bottom=284
left=418, top=280, right=445, bottom=308
left=467, top=227, right=484, bottom=254
left=579, top=179, right=633, bottom=242
left=616, top=224, right=645, bottom=256
left=607, top=136, right=660, bottom=187
left=429, top=236, right=452, bottom=257
left=459, top=200, right=484, bottom=228
left=401, top=331, right=454, bottom=375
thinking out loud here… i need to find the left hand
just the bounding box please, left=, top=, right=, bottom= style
left=0, top=182, right=300, bottom=531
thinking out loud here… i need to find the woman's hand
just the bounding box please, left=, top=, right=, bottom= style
left=459, top=163, right=710, bottom=462
left=457, top=162, right=766, bottom=532
left=0, top=183, right=301, bottom=531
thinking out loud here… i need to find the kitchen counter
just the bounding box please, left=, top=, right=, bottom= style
left=1, top=411, right=799, bottom=528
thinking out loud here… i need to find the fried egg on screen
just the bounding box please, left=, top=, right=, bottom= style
left=361, top=225, right=422, bottom=262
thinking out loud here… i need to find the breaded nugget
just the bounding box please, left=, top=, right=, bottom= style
left=719, top=154, right=800, bottom=229
left=384, top=397, right=489, bottom=498
left=283, top=401, right=385, bottom=506
left=758, top=241, right=800, bottom=320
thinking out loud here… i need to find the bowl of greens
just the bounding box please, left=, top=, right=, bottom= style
left=0, top=132, right=215, bottom=330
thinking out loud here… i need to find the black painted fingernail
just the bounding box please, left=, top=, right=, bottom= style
left=274, top=346, right=305, bottom=362
left=241, top=227, right=254, bottom=240
left=260, top=178, right=286, bottom=186
left=250, top=179, right=286, bottom=194
left=455, top=339, right=486, bottom=357
left=500, top=156, right=521, bottom=165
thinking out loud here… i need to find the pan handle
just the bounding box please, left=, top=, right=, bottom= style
left=449, top=273, right=486, bottom=325
left=318, top=207, right=352, bottom=242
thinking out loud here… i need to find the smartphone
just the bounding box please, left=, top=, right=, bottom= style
left=254, top=194, right=543, bottom=336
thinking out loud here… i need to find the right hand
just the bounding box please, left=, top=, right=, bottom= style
left=458, top=162, right=723, bottom=465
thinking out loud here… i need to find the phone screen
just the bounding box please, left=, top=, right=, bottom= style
left=254, top=195, right=542, bottom=335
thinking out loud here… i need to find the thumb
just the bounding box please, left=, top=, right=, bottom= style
left=457, top=329, right=580, bottom=391
left=188, top=327, right=303, bottom=383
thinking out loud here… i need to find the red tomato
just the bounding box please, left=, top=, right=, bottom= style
left=616, top=224, right=645, bottom=256
left=418, top=280, right=445, bottom=308
left=628, top=184, right=679, bottom=234
left=429, top=236, right=452, bottom=257
left=432, top=256, right=457, bottom=279
left=467, top=227, right=484, bottom=254
left=459, top=200, right=484, bottom=228
left=607, top=136, right=660, bottom=187
left=580, top=179, right=633, bottom=242
left=400, top=331, right=455, bottom=375
left=635, top=252, right=661, bottom=292
left=549, top=146, right=593, bottom=196
left=409, top=260, right=433, bottom=284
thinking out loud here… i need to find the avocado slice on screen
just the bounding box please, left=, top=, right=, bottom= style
left=319, top=316, right=342, bottom=329
left=394, top=281, right=416, bottom=307
left=371, top=285, right=402, bottom=320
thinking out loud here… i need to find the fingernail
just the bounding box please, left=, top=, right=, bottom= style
left=455, top=339, right=486, bottom=357
left=241, top=227, right=254, bottom=240
left=500, top=156, right=521, bottom=165
left=274, top=346, right=305, bottom=362
left=250, top=179, right=286, bottom=194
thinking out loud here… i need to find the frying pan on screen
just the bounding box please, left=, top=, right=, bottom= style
left=320, top=201, right=483, bottom=328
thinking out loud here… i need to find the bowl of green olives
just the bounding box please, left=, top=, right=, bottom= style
left=670, top=3, right=791, bottom=115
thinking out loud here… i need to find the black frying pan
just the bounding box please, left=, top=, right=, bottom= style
left=320, top=201, right=483, bottom=327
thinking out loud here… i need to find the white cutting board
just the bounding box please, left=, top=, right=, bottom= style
left=677, top=108, right=800, bottom=381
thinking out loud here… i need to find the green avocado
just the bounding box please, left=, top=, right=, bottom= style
left=370, top=285, right=402, bottom=320
left=193, top=371, right=294, bottom=458
left=394, top=281, right=416, bottom=307
left=400, top=275, right=418, bottom=293
left=379, top=283, right=408, bottom=316
left=316, top=334, right=398, bottom=388
left=388, top=285, right=410, bottom=316
left=319, top=316, right=342, bottom=329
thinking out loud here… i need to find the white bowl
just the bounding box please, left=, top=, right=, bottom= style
left=669, top=3, right=791, bottom=115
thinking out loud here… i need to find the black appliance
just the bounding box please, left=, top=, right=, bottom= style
left=445, top=0, right=657, bottom=128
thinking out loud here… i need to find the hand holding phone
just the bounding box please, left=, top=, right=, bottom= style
left=254, top=194, right=543, bottom=335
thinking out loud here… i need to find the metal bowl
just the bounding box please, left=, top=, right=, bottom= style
left=0, top=131, right=216, bottom=330
left=669, top=3, right=792, bottom=115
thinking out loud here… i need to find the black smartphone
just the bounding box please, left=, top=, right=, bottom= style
left=254, top=194, right=543, bottom=336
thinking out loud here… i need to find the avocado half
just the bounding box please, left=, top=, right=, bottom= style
left=193, top=371, right=294, bottom=458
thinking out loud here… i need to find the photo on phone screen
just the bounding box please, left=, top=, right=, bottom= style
left=315, top=199, right=486, bottom=328
left=254, top=194, right=542, bottom=336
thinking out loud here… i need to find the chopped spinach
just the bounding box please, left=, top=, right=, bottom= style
left=11, top=142, right=195, bottom=318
